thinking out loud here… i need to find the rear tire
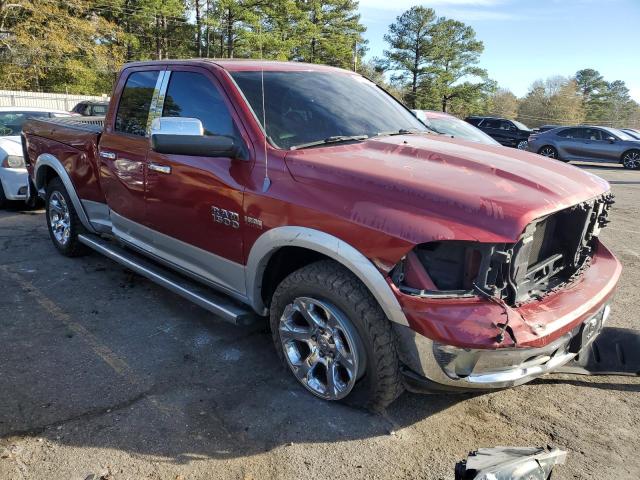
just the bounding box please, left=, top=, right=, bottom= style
left=45, top=177, right=89, bottom=257
left=270, top=260, right=404, bottom=411
left=538, top=145, right=562, bottom=160
left=621, top=150, right=640, bottom=169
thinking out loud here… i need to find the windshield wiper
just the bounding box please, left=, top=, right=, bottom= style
left=374, top=128, right=424, bottom=137
left=291, top=135, right=369, bottom=150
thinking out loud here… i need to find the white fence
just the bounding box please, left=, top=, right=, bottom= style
left=0, top=90, right=110, bottom=112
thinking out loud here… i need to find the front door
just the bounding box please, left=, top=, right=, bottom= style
left=143, top=67, right=252, bottom=294
left=99, top=68, right=163, bottom=226
left=579, top=128, right=618, bottom=163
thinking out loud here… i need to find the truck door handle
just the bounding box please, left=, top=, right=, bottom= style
left=99, top=150, right=116, bottom=160
left=149, top=163, right=171, bottom=174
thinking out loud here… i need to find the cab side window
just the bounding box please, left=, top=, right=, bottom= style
left=482, top=119, right=501, bottom=129
left=162, top=72, right=234, bottom=137
left=115, top=70, right=160, bottom=136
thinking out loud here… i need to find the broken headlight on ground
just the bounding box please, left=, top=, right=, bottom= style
left=392, top=193, right=614, bottom=306
left=455, top=446, right=567, bottom=480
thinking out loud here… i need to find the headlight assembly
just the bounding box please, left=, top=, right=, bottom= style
left=2, top=155, right=25, bottom=168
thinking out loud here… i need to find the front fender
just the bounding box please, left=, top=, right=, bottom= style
left=245, top=226, right=408, bottom=326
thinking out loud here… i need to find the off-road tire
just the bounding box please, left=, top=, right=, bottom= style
left=270, top=260, right=404, bottom=411
left=45, top=177, right=90, bottom=257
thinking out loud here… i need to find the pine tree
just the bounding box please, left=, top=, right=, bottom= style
left=380, top=6, right=438, bottom=108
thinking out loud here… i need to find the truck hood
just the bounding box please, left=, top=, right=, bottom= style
left=284, top=134, right=610, bottom=244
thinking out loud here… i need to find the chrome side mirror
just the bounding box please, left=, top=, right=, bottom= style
left=150, top=117, right=239, bottom=158
left=606, top=136, right=616, bottom=143
left=150, top=117, right=204, bottom=136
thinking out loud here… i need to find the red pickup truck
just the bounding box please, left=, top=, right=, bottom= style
left=22, top=60, right=621, bottom=410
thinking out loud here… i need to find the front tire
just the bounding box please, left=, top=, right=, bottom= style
left=270, top=260, right=403, bottom=411
left=45, top=177, right=89, bottom=257
left=621, top=150, right=640, bottom=169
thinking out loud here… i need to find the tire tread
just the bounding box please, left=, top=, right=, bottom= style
left=270, top=260, right=404, bottom=411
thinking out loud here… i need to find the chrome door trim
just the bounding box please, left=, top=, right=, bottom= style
left=246, top=226, right=409, bottom=326
left=146, top=70, right=170, bottom=137
left=81, top=199, right=112, bottom=233
left=148, top=163, right=171, bottom=174
left=110, top=210, right=247, bottom=301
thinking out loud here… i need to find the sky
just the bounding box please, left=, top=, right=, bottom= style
left=358, top=0, right=640, bottom=101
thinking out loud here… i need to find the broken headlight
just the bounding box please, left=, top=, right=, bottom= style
left=392, top=241, right=510, bottom=297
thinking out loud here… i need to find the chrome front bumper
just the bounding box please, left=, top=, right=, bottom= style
left=396, top=304, right=610, bottom=391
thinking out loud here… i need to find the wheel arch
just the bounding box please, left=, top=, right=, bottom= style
left=35, top=153, right=96, bottom=233
left=246, top=226, right=408, bottom=326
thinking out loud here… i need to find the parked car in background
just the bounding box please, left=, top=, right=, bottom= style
left=412, top=110, right=499, bottom=146
left=527, top=125, right=640, bottom=169
left=0, top=107, right=71, bottom=207
left=465, top=116, right=532, bottom=150
left=22, top=59, right=620, bottom=409
left=71, top=100, right=109, bottom=117
left=621, top=128, right=640, bottom=140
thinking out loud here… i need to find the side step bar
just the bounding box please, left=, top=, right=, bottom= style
left=78, top=234, right=259, bottom=326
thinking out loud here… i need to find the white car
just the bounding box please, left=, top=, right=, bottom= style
left=0, top=107, right=71, bottom=207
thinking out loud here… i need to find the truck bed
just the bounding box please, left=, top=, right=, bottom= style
left=22, top=116, right=106, bottom=204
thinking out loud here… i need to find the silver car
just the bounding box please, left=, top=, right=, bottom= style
left=0, top=107, right=71, bottom=207
left=527, top=125, right=640, bottom=169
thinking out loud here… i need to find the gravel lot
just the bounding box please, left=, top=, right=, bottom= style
left=1, top=163, right=639, bottom=480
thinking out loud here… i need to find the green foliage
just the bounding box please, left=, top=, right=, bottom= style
left=379, top=6, right=492, bottom=112
left=0, top=0, right=365, bottom=94
left=0, top=0, right=125, bottom=93
left=485, top=88, right=519, bottom=119
left=517, top=76, right=584, bottom=128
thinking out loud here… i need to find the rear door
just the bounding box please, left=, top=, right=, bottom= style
left=555, top=128, right=584, bottom=160
left=479, top=119, right=510, bottom=146
left=142, top=66, right=252, bottom=294
left=98, top=67, right=163, bottom=228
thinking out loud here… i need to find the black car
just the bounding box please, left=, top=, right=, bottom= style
left=71, top=100, right=109, bottom=117
left=465, top=116, right=533, bottom=150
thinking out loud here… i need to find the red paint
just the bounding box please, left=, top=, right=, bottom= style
left=396, top=241, right=621, bottom=349
left=23, top=60, right=620, bottom=352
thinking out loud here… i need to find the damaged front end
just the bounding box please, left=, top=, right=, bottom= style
left=392, top=192, right=614, bottom=309
left=389, top=193, right=622, bottom=391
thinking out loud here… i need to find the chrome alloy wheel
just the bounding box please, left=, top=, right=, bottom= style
left=517, top=140, right=528, bottom=150
left=539, top=146, right=557, bottom=158
left=48, top=191, right=71, bottom=246
left=622, top=151, right=640, bottom=169
left=279, top=297, right=365, bottom=400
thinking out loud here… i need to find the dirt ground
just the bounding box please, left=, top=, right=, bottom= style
left=0, top=162, right=639, bottom=480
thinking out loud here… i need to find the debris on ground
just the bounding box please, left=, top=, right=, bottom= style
left=557, top=327, right=640, bottom=376
left=455, top=446, right=567, bottom=480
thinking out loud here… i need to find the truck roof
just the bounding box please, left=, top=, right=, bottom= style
left=122, top=58, right=354, bottom=74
